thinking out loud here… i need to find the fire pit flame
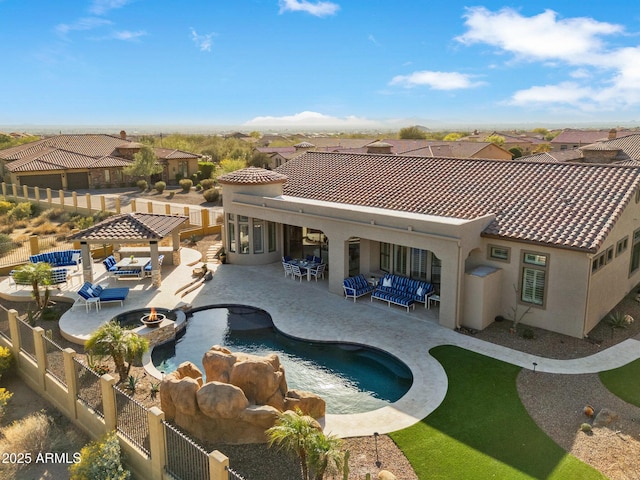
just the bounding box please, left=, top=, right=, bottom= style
left=141, top=308, right=166, bottom=327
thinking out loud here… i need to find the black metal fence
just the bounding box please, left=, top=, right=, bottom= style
left=17, top=317, right=35, bottom=360
left=114, top=386, right=151, bottom=457
left=0, top=305, right=9, bottom=340
left=43, top=333, right=66, bottom=386
left=226, top=466, right=248, bottom=480
left=74, top=358, right=104, bottom=417
left=163, top=420, right=210, bottom=480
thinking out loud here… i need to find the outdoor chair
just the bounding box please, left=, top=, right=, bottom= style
left=144, top=254, right=164, bottom=277
left=282, top=262, right=293, bottom=278
left=291, top=264, right=305, bottom=282
left=74, top=281, right=129, bottom=312
left=309, top=263, right=326, bottom=281
left=102, top=255, right=117, bottom=273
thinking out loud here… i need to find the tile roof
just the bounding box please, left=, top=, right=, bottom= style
left=551, top=129, right=638, bottom=145
left=69, top=213, right=188, bottom=241
left=152, top=147, right=201, bottom=160
left=218, top=167, right=288, bottom=185
left=275, top=151, right=640, bottom=252
left=5, top=148, right=131, bottom=172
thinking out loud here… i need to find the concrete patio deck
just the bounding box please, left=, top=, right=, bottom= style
left=2, top=256, right=640, bottom=438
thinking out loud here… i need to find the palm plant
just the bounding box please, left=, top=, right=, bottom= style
left=266, top=409, right=320, bottom=480
left=84, top=322, right=149, bottom=383
left=12, top=262, right=52, bottom=310
left=307, top=432, right=345, bottom=480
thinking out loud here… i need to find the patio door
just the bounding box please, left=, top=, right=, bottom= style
left=348, top=238, right=360, bottom=276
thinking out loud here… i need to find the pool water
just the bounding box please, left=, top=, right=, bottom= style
left=151, top=305, right=413, bottom=414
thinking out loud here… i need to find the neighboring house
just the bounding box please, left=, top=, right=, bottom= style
left=218, top=152, right=640, bottom=339
left=550, top=128, right=638, bottom=151
left=0, top=132, right=201, bottom=189
left=521, top=133, right=640, bottom=166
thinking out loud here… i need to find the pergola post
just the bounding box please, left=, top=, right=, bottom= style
left=150, top=241, right=161, bottom=287
left=80, top=241, right=93, bottom=283
left=172, top=229, right=181, bottom=265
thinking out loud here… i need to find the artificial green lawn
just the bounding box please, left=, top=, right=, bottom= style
left=389, top=346, right=606, bottom=480
left=600, top=357, right=640, bottom=407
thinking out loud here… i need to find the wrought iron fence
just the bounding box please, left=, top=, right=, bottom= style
left=17, top=317, right=35, bottom=360
left=73, top=358, right=104, bottom=417
left=0, top=240, right=30, bottom=267
left=226, top=466, right=248, bottom=480
left=163, top=420, right=209, bottom=480
left=0, top=304, right=9, bottom=340
left=43, top=333, right=66, bottom=386
left=114, top=386, right=151, bottom=456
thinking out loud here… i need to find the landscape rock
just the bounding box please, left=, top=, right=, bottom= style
left=160, top=346, right=326, bottom=444
left=593, top=408, right=619, bottom=427
left=378, top=470, right=397, bottom=480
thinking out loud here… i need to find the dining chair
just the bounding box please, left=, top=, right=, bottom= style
left=283, top=262, right=293, bottom=278
left=310, top=263, right=326, bottom=281
left=291, top=264, right=304, bottom=282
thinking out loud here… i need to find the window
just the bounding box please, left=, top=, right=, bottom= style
left=239, top=219, right=249, bottom=254
left=104, top=169, right=111, bottom=183
left=410, top=248, right=428, bottom=280
left=616, top=236, right=628, bottom=257
left=380, top=243, right=390, bottom=272
left=227, top=214, right=236, bottom=253
left=521, top=252, right=548, bottom=306
left=630, top=228, right=640, bottom=275
left=253, top=220, right=264, bottom=254
left=268, top=222, right=276, bottom=252
left=393, top=245, right=408, bottom=275
left=488, top=245, right=510, bottom=262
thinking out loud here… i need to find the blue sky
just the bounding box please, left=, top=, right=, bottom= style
left=3, top=0, right=640, bottom=130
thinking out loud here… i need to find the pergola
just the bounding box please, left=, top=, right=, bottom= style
left=68, top=212, right=188, bottom=286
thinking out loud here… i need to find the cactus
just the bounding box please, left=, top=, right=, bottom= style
left=342, top=450, right=350, bottom=480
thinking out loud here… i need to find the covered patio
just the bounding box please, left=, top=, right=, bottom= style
left=68, top=212, right=188, bottom=287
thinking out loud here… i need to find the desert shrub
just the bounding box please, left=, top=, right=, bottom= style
left=203, top=188, right=220, bottom=203
left=0, top=388, right=12, bottom=419
left=195, top=183, right=202, bottom=191
left=8, top=201, right=33, bottom=221
left=200, top=178, right=215, bottom=190
left=154, top=181, right=166, bottom=193
left=175, top=172, right=184, bottom=183
left=199, top=161, right=216, bottom=179
left=0, top=200, right=14, bottom=215
left=69, top=431, right=130, bottom=480
left=136, top=179, right=148, bottom=191
left=522, top=328, right=535, bottom=340
left=75, top=216, right=94, bottom=230
left=0, top=346, right=13, bottom=379
left=0, top=233, right=15, bottom=254
left=29, top=221, right=59, bottom=236
left=179, top=178, right=193, bottom=192
left=0, top=411, right=53, bottom=475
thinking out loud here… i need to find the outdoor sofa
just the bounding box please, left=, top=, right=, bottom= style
left=343, top=274, right=375, bottom=302
left=29, top=249, right=81, bottom=268
left=9, top=267, right=69, bottom=288
left=371, top=273, right=435, bottom=311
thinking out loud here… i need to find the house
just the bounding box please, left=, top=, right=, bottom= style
left=218, top=152, right=640, bottom=339
left=521, top=133, right=640, bottom=165
left=0, top=132, right=201, bottom=189
left=550, top=128, right=638, bottom=151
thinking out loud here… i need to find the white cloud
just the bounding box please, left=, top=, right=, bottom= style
left=55, top=17, right=112, bottom=35
left=278, top=0, right=340, bottom=17
left=89, top=0, right=131, bottom=15
left=508, top=82, right=595, bottom=106
left=389, top=71, right=485, bottom=90
left=110, top=30, right=146, bottom=41
left=368, top=34, right=379, bottom=46
left=190, top=29, right=216, bottom=52
left=244, top=111, right=377, bottom=127
left=456, top=7, right=622, bottom=62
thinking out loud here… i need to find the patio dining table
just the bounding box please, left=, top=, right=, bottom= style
left=115, top=257, right=151, bottom=270
left=289, top=259, right=321, bottom=281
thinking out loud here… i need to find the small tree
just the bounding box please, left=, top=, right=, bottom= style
left=69, top=431, right=130, bottom=480
left=123, top=145, right=162, bottom=187
left=307, top=432, right=345, bottom=480
left=483, top=134, right=505, bottom=146
left=267, top=409, right=320, bottom=480
left=398, top=126, right=427, bottom=139
left=12, top=262, right=53, bottom=310
left=85, top=322, right=149, bottom=382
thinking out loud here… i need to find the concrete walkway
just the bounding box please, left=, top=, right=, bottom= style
left=2, top=257, right=639, bottom=438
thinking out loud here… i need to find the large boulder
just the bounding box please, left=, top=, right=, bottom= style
left=593, top=408, right=619, bottom=428
left=159, top=346, right=326, bottom=444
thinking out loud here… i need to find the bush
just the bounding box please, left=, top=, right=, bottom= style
left=0, top=412, right=54, bottom=474
left=522, top=328, right=535, bottom=340
left=195, top=183, right=202, bottom=191
left=69, top=431, right=130, bottom=480
left=154, top=181, right=166, bottom=193
left=0, top=233, right=15, bottom=254
left=0, top=200, right=14, bottom=215
left=580, top=422, right=592, bottom=433
left=136, top=179, right=148, bottom=191
left=200, top=178, right=215, bottom=190
left=0, top=345, right=13, bottom=379
left=8, top=202, right=33, bottom=221
left=179, top=179, right=193, bottom=192
left=203, top=188, right=220, bottom=203
left=0, top=387, right=12, bottom=419
left=175, top=172, right=184, bottom=183
left=199, top=161, right=216, bottom=179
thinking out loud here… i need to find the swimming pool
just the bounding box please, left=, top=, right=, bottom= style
left=151, top=305, right=413, bottom=414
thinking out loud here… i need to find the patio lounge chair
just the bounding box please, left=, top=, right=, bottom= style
left=74, top=281, right=129, bottom=312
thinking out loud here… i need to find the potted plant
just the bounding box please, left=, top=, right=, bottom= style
left=218, top=248, right=227, bottom=264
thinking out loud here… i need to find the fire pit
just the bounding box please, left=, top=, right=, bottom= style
left=141, top=308, right=166, bottom=328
